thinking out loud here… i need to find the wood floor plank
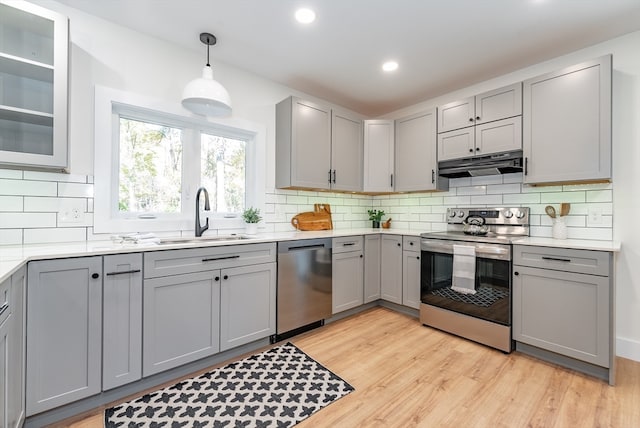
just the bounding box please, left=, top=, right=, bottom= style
left=62, top=307, right=640, bottom=428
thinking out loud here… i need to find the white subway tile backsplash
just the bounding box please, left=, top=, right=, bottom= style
left=487, top=183, right=521, bottom=195
left=471, top=175, right=503, bottom=185
left=568, top=227, right=613, bottom=241
left=23, top=171, right=87, bottom=183
left=24, top=197, right=86, bottom=213
left=0, top=196, right=23, bottom=211
left=470, top=195, right=503, bottom=205
left=0, top=229, right=22, bottom=245
left=0, top=213, right=56, bottom=228
left=58, top=182, right=94, bottom=197
left=23, top=228, right=87, bottom=244
left=586, top=190, right=613, bottom=203
left=0, top=179, right=57, bottom=196
left=522, top=184, right=563, bottom=193
left=87, top=198, right=94, bottom=213
left=444, top=196, right=471, bottom=205
left=449, top=177, right=471, bottom=187
left=540, top=192, right=586, bottom=203
left=502, top=193, right=541, bottom=204
left=0, top=169, right=23, bottom=179
left=456, top=186, right=487, bottom=196
left=502, top=173, right=523, bottom=184
left=418, top=196, right=444, bottom=206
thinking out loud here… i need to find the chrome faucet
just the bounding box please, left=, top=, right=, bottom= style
left=195, top=187, right=210, bottom=237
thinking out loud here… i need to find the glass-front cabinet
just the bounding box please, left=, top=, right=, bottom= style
left=0, top=0, right=68, bottom=169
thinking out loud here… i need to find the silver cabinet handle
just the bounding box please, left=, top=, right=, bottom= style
left=332, top=170, right=336, bottom=183
left=390, top=174, right=394, bottom=187
left=343, top=242, right=356, bottom=246
left=431, top=169, right=435, bottom=184
left=106, top=269, right=141, bottom=276
left=525, top=157, right=529, bottom=175
left=202, top=255, right=240, bottom=262
left=0, top=303, right=8, bottom=317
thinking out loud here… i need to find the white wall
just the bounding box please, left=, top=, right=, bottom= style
left=7, top=2, right=640, bottom=361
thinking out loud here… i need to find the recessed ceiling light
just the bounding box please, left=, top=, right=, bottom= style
left=295, top=8, right=316, bottom=24
left=382, top=61, right=399, bottom=72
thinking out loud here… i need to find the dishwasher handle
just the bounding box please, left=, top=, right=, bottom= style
left=286, top=244, right=326, bottom=252
left=278, top=238, right=332, bottom=253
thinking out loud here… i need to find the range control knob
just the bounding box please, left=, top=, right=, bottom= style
left=457, top=211, right=465, bottom=218
left=449, top=210, right=457, bottom=218
left=515, top=210, right=526, bottom=219
left=503, top=210, right=513, bottom=219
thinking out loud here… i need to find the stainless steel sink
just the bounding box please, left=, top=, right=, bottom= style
left=160, top=235, right=250, bottom=244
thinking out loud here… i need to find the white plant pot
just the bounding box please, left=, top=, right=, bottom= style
left=245, top=223, right=258, bottom=235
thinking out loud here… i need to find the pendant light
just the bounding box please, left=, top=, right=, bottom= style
left=182, top=32, right=232, bottom=117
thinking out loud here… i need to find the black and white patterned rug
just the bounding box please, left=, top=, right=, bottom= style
left=105, top=342, right=354, bottom=427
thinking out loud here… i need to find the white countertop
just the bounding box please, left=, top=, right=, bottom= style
left=0, top=228, right=619, bottom=283
left=0, top=228, right=418, bottom=283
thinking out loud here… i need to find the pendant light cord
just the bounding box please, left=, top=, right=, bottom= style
left=206, top=37, right=210, bottom=67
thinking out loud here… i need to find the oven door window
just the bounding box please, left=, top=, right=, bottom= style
left=420, top=251, right=511, bottom=325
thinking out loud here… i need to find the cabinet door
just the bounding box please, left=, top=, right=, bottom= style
left=364, top=235, right=381, bottom=303
left=475, top=116, right=522, bottom=156
left=363, top=120, right=395, bottom=192
left=0, top=313, right=8, bottom=428
left=143, top=271, right=220, bottom=376
left=8, top=268, right=25, bottom=428
left=523, top=55, right=611, bottom=184
left=0, top=1, right=68, bottom=169
left=331, top=111, right=363, bottom=191
left=103, top=254, right=142, bottom=390
left=332, top=251, right=364, bottom=314
left=437, top=97, right=475, bottom=133
left=26, top=257, right=102, bottom=416
left=513, top=266, right=609, bottom=367
left=437, top=127, right=474, bottom=161
left=475, top=83, right=522, bottom=124
left=380, top=235, right=403, bottom=304
left=402, top=250, right=421, bottom=309
left=395, top=109, right=442, bottom=192
left=220, top=263, right=276, bottom=351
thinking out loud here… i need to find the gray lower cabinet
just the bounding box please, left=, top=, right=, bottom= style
left=364, top=235, right=381, bottom=303
left=220, top=263, right=276, bottom=351
left=143, top=271, right=221, bottom=376
left=332, top=237, right=364, bottom=314
left=0, top=267, right=26, bottom=428
left=381, top=235, right=403, bottom=304
left=512, top=245, right=613, bottom=381
left=26, top=257, right=103, bottom=416
left=402, top=237, right=421, bottom=309
left=102, top=254, right=143, bottom=390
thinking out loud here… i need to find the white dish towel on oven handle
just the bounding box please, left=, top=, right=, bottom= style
left=451, top=244, right=477, bottom=295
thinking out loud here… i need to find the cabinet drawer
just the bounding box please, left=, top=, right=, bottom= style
left=513, top=245, right=610, bottom=276
left=333, top=236, right=363, bottom=254
left=403, top=236, right=420, bottom=252
left=144, top=242, right=277, bottom=279
left=0, top=277, right=11, bottom=326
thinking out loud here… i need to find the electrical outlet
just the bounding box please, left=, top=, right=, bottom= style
left=59, top=208, right=84, bottom=224
left=588, top=207, right=603, bottom=225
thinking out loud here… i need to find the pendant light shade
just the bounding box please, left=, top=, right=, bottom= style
left=182, top=33, right=232, bottom=117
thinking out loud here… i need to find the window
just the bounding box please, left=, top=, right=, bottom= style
left=94, top=86, right=265, bottom=234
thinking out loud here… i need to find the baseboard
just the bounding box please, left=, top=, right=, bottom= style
left=616, top=336, right=640, bottom=362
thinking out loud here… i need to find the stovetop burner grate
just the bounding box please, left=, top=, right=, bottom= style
left=431, top=285, right=508, bottom=307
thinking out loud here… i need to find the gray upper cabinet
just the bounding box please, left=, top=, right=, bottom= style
left=363, top=120, right=395, bottom=193
left=276, top=97, right=332, bottom=189
left=438, top=83, right=522, bottom=133
left=523, top=55, right=612, bottom=184
left=220, top=262, right=276, bottom=351
left=26, top=257, right=103, bottom=416
left=0, top=1, right=69, bottom=170
left=102, top=254, right=142, bottom=391
left=395, top=109, right=447, bottom=192
left=380, top=235, right=403, bottom=304
left=331, top=110, right=364, bottom=191
left=276, top=96, right=363, bottom=191
left=364, top=234, right=381, bottom=303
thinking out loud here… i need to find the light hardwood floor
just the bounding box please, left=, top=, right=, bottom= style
left=62, top=307, right=640, bottom=427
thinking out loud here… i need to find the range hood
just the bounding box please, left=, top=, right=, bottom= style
left=438, top=150, right=523, bottom=178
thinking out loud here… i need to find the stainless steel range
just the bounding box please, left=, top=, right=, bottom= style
left=420, top=207, right=530, bottom=352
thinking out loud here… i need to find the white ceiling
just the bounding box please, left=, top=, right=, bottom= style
left=57, top=0, right=640, bottom=116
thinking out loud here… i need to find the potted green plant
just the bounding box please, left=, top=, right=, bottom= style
left=242, top=207, right=262, bottom=235
left=367, top=209, right=385, bottom=228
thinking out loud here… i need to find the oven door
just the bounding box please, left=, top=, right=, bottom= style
left=420, top=239, right=511, bottom=325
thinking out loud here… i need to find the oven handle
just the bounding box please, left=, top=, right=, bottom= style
left=420, top=239, right=511, bottom=260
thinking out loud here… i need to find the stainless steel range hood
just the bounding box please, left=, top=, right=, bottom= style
left=438, top=150, right=523, bottom=178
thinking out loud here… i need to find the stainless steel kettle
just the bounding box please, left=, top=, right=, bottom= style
left=462, top=215, right=489, bottom=235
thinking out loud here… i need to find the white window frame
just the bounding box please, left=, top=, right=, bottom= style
left=94, top=85, right=265, bottom=234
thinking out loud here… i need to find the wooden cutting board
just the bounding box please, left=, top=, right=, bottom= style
left=291, top=204, right=333, bottom=231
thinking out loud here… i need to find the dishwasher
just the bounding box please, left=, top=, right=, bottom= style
left=273, top=238, right=332, bottom=342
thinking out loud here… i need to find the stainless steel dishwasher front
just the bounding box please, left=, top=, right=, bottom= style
left=276, top=238, right=332, bottom=336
